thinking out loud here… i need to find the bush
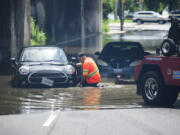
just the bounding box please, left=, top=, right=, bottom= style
left=30, top=18, right=47, bottom=45
left=102, top=20, right=110, bottom=32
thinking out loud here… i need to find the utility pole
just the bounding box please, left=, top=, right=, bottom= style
left=119, top=0, right=125, bottom=31
left=139, top=0, right=144, bottom=10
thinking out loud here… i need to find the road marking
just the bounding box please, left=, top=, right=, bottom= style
left=43, top=112, right=57, bottom=127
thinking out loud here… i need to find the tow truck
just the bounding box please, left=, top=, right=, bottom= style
left=135, top=17, right=180, bottom=106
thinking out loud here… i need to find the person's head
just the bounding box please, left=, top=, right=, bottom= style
left=77, top=52, right=86, bottom=63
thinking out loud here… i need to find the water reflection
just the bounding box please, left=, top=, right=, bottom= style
left=83, top=87, right=101, bottom=110
left=1, top=75, right=180, bottom=115
left=103, top=30, right=168, bottom=54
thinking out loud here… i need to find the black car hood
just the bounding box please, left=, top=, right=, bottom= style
left=21, top=62, right=69, bottom=73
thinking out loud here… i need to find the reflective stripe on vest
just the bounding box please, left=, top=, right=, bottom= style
left=86, top=66, right=99, bottom=78
left=83, top=69, right=88, bottom=74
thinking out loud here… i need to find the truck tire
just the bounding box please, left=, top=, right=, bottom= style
left=140, top=71, right=178, bottom=106
left=161, top=38, right=176, bottom=57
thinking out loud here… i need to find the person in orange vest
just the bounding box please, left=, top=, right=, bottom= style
left=76, top=52, right=101, bottom=87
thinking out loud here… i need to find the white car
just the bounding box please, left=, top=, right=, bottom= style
left=133, top=11, right=169, bottom=24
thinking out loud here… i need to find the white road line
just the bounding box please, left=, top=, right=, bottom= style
left=43, top=112, right=57, bottom=127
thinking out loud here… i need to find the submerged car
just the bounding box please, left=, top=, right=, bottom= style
left=10, top=46, right=77, bottom=87
left=95, top=41, right=149, bottom=84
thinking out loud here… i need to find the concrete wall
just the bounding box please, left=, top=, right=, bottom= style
left=0, top=0, right=30, bottom=61
left=0, top=0, right=102, bottom=71
left=42, top=0, right=102, bottom=54
left=0, top=0, right=30, bottom=73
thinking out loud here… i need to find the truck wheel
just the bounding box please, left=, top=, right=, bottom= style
left=140, top=71, right=166, bottom=106
left=140, top=71, right=178, bottom=106
left=161, top=38, right=176, bottom=57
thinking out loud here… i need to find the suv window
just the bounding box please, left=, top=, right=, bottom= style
left=138, top=13, right=153, bottom=15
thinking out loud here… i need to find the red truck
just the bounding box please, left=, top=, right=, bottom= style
left=135, top=55, right=180, bottom=106
left=135, top=17, right=180, bottom=106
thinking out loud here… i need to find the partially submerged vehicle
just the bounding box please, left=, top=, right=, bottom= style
left=10, top=46, right=78, bottom=87
left=95, top=41, right=149, bottom=83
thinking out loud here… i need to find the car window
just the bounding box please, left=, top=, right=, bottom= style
left=20, top=47, right=68, bottom=64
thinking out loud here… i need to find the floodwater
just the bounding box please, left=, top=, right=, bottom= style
left=0, top=76, right=143, bottom=115
left=1, top=75, right=180, bottom=115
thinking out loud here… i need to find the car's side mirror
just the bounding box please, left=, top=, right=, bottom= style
left=69, top=56, right=78, bottom=63
left=9, top=58, right=16, bottom=63
left=95, top=51, right=100, bottom=55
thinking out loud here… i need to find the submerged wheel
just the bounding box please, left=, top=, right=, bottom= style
left=161, top=38, right=176, bottom=57
left=139, top=71, right=178, bottom=106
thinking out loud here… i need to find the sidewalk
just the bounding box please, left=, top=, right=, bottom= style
left=105, top=22, right=137, bottom=34
left=106, top=22, right=171, bottom=34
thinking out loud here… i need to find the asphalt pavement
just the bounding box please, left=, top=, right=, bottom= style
left=1, top=108, right=180, bottom=135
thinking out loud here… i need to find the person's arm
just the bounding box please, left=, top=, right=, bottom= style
left=76, top=62, right=83, bottom=67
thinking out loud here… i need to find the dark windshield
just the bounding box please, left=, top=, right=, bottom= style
left=20, top=47, right=68, bottom=64
left=101, top=43, right=144, bottom=61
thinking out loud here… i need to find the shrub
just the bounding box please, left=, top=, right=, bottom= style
left=30, top=18, right=47, bottom=45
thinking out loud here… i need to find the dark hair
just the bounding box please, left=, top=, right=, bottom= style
left=77, top=52, right=86, bottom=57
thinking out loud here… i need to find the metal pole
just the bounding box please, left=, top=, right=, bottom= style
left=81, top=0, right=85, bottom=52
left=119, top=0, right=124, bottom=31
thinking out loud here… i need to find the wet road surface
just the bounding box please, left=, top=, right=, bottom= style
left=1, top=75, right=180, bottom=115
left=0, top=75, right=144, bottom=115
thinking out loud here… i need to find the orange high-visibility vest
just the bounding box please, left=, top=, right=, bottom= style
left=83, top=57, right=101, bottom=84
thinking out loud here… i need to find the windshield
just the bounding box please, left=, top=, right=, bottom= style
left=101, top=44, right=143, bottom=60
left=20, top=47, right=68, bottom=64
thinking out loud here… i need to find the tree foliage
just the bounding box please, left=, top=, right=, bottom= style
left=142, top=0, right=180, bottom=12
left=102, top=0, right=114, bottom=20
left=159, top=0, right=180, bottom=11
left=102, top=0, right=180, bottom=19
left=124, top=0, right=139, bottom=12
left=30, top=18, right=47, bottom=45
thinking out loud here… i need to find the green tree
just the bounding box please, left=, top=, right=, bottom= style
left=125, top=0, right=139, bottom=12
left=160, top=0, right=180, bottom=11
left=103, top=0, right=113, bottom=20
left=143, top=0, right=180, bottom=12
